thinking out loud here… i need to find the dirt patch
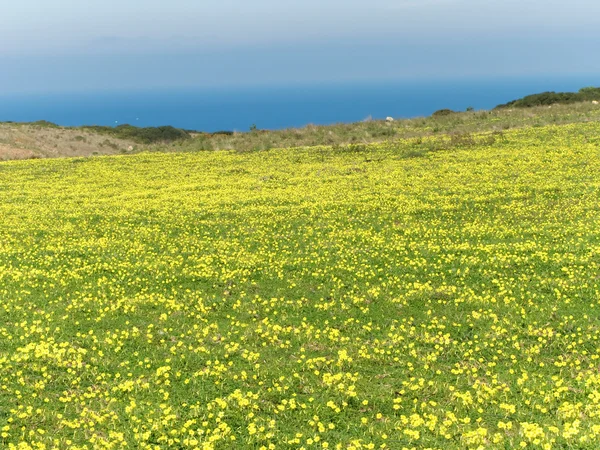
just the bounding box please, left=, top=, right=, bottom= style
left=0, top=124, right=139, bottom=161
left=0, top=144, right=39, bottom=161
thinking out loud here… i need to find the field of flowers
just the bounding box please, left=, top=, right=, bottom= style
left=1, top=122, right=600, bottom=449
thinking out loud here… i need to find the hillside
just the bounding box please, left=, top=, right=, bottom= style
left=1, top=121, right=600, bottom=448
left=1, top=100, right=600, bottom=160
left=0, top=121, right=139, bottom=160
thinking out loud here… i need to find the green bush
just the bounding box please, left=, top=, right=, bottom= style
left=496, top=87, right=600, bottom=109
left=30, top=120, right=60, bottom=128
left=81, top=125, right=190, bottom=144
left=432, top=109, right=455, bottom=117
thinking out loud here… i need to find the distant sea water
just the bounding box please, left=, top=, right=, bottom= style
left=0, top=76, right=598, bottom=132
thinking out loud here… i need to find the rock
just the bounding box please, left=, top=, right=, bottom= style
left=592, top=100, right=599, bottom=105
left=385, top=117, right=394, bottom=122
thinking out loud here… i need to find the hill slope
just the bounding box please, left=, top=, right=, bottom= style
left=2, top=100, right=600, bottom=159
left=0, top=122, right=139, bottom=160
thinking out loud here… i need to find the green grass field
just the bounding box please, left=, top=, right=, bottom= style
left=1, top=122, right=600, bottom=449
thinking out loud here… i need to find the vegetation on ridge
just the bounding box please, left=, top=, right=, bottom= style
left=80, top=124, right=191, bottom=144
left=496, top=86, right=600, bottom=109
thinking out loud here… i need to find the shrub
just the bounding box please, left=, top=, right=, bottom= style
left=100, top=139, right=119, bottom=150
left=432, top=109, right=455, bottom=117
left=496, top=87, right=600, bottom=109
left=30, top=120, right=59, bottom=128
left=81, top=125, right=190, bottom=144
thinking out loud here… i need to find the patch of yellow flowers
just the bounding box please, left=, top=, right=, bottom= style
left=1, top=123, right=600, bottom=448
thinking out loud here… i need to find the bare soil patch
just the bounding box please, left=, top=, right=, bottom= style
left=0, top=123, right=138, bottom=160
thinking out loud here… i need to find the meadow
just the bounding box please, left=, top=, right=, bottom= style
left=1, top=122, right=600, bottom=449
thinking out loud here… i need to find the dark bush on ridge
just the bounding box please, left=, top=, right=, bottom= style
left=432, top=109, right=456, bottom=117
left=81, top=124, right=190, bottom=144
left=496, top=87, right=600, bottom=109
left=30, top=120, right=60, bottom=128
left=0, top=120, right=58, bottom=128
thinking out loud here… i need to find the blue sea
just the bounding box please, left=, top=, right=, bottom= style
left=0, top=76, right=598, bottom=132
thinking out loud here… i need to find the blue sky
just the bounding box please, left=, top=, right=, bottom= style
left=2, top=0, right=600, bottom=93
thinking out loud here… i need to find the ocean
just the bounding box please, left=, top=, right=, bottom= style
left=0, top=76, right=598, bottom=132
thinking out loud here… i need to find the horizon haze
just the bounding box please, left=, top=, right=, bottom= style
left=1, top=0, right=600, bottom=94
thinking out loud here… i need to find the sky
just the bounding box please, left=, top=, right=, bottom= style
left=1, top=0, right=600, bottom=93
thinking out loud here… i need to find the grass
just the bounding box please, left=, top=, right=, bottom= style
left=1, top=121, right=600, bottom=448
